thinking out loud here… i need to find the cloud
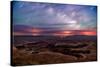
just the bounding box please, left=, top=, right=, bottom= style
left=46, top=7, right=54, bottom=15
left=13, top=1, right=97, bottom=36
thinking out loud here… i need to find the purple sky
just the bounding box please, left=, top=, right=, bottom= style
left=12, top=1, right=97, bottom=36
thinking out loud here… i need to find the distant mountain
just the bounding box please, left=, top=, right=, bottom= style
left=14, top=35, right=97, bottom=41
left=63, top=35, right=97, bottom=41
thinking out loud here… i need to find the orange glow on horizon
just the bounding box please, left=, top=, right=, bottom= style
left=53, top=31, right=74, bottom=37
left=53, top=30, right=96, bottom=36
left=31, top=28, right=42, bottom=36
left=61, top=31, right=72, bottom=34
left=57, top=31, right=72, bottom=34
left=13, top=29, right=97, bottom=36
left=32, top=28, right=41, bottom=33
left=80, top=31, right=96, bottom=36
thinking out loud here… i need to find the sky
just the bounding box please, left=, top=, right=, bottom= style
left=12, top=1, right=97, bottom=36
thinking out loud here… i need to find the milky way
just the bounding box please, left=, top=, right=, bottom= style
left=12, top=1, right=97, bottom=36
